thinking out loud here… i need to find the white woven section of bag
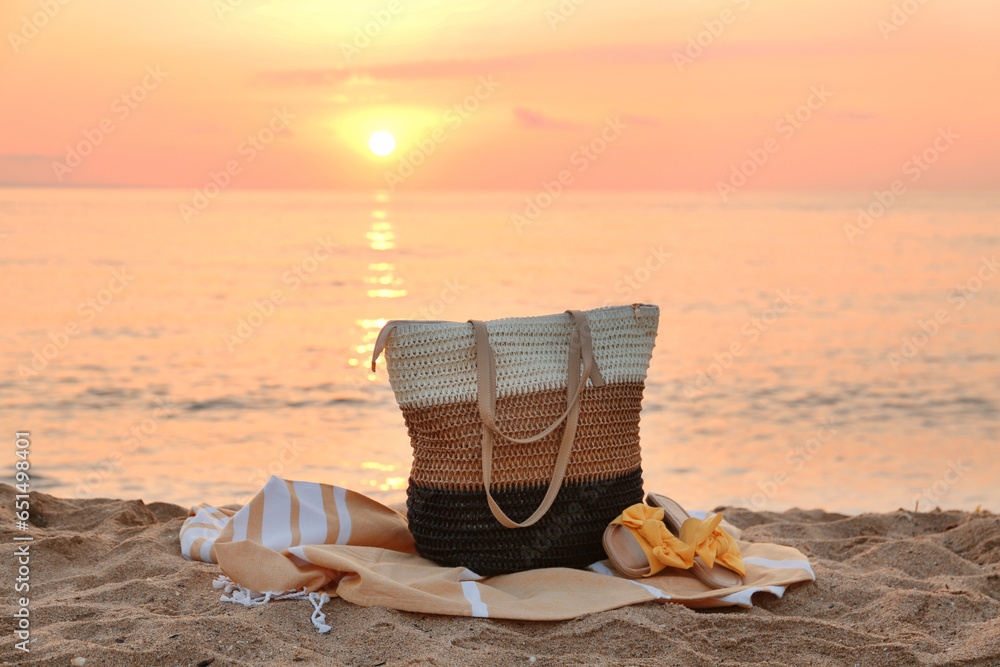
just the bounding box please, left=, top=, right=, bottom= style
left=383, top=304, right=659, bottom=409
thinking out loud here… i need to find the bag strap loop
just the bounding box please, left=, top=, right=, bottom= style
left=470, top=310, right=605, bottom=528
left=371, top=319, right=454, bottom=372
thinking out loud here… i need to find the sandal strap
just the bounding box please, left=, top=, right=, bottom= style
left=612, top=504, right=695, bottom=576
left=678, top=513, right=746, bottom=577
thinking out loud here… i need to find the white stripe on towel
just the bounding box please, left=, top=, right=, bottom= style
left=180, top=525, right=218, bottom=555
left=199, top=538, right=213, bottom=563
left=716, top=585, right=785, bottom=607
left=232, top=502, right=249, bottom=543
left=461, top=581, right=489, bottom=617
left=587, top=562, right=616, bottom=577
left=334, top=486, right=352, bottom=545
left=262, top=477, right=294, bottom=552
left=293, top=480, right=329, bottom=547
left=629, top=580, right=670, bottom=600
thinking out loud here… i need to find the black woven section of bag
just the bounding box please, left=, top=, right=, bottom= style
left=406, top=468, right=644, bottom=575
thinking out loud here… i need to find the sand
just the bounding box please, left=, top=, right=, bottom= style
left=1, top=484, right=998, bottom=667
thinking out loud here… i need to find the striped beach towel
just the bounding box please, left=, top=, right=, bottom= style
left=181, top=476, right=815, bottom=631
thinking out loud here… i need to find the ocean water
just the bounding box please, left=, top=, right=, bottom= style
left=2, top=188, right=998, bottom=515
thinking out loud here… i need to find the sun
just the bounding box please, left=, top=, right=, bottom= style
left=369, top=131, right=395, bottom=157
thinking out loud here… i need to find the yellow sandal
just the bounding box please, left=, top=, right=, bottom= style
left=602, top=503, right=694, bottom=578
left=603, top=496, right=746, bottom=588
left=646, top=493, right=745, bottom=588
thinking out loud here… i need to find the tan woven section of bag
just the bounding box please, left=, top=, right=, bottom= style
left=401, top=383, right=646, bottom=488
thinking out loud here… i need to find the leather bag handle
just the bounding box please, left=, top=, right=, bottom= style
left=470, top=310, right=605, bottom=528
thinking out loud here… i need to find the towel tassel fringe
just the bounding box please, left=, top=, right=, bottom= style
left=213, top=574, right=332, bottom=633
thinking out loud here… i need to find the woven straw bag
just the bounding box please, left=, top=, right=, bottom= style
left=371, top=304, right=659, bottom=574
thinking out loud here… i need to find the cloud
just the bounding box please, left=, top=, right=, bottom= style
left=512, top=107, right=580, bottom=130
left=254, top=45, right=677, bottom=87
left=257, top=42, right=855, bottom=87
left=257, top=54, right=532, bottom=85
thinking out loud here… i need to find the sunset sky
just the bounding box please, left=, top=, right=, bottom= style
left=1, top=0, right=998, bottom=190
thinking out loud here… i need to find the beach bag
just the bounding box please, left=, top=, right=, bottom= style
left=370, top=304, right=659, bottom=574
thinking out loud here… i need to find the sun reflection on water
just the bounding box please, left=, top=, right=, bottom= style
left=366, top=219, right=395, bottom=251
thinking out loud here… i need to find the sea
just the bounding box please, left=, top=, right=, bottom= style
left=2, top=188, right=998, bottom=515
